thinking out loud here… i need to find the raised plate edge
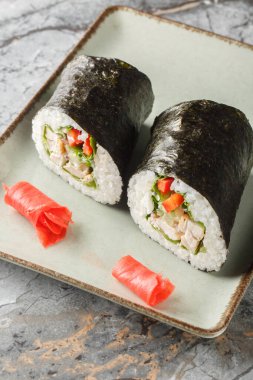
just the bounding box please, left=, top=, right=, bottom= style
left=0, top=5, right=252, bottom=338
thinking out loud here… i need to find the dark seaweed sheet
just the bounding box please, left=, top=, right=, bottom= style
left=137, top=100, right=253, bottom=247
left=46, top=55, right=154, bottom=176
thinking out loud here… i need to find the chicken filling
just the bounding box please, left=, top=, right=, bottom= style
left=147, top=177, right=206, bottom=254
left=42, top=125, right=97, bottom=188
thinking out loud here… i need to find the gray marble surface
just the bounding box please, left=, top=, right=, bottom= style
left=0, top=1, right=253, bottom=379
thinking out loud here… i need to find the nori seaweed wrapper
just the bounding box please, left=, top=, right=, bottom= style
left=46, top=55, right=154, bottom=176
left=138, top=100, right=253, bottom=247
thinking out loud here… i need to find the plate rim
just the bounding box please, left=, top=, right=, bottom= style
left=0, top=5, right=252, bottom=338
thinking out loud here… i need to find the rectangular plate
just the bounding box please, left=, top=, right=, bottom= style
left=0, top=6, right=252, bottom=338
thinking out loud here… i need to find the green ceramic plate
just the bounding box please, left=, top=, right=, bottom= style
left=0, top=6, right=252, bottom=338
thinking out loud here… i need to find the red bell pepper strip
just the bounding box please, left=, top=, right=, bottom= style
left=162, top=193, right=184, bottom=213
left=67, top=128, right=83, bottom=147
left=157, top=177, right=174, bottom=195
left=3, top=181, right=73, bottom=248
left=112, top=255, right=175, bottom=306
left=83, top=135, right=93, bottom=156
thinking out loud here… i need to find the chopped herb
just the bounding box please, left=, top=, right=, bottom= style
left=182, top=200, right=192, bottom=218
left=151, top=179, right=159, bottom=195
left=42, top=125, right=51, bottom=155
left=68, top=145, right=93, bottom=167
left=89, top=136, right=97, bottom=155
left=84, top=180, right=97, bottom=189
left=151, top=195, right=159, bottom=211
left=68, top=146, right=85, bottom=162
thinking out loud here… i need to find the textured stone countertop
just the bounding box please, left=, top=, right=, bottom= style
left=0, top=1, right=253, bottom=379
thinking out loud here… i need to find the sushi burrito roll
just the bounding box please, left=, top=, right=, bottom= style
left=32, top=55, right=154, bottom=204
left=128, top=100, right=253, bottom=271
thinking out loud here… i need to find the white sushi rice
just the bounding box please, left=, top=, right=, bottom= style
left=128, top=170, right=227, bottom=271
left=32, top=107, right=122, bottom=204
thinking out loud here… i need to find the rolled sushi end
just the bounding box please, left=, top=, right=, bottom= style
left=32, top=107, right=123, bottom=205
left=128, top=171, right=227, bottom=272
